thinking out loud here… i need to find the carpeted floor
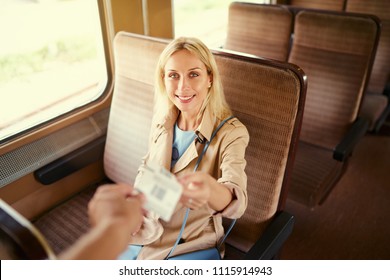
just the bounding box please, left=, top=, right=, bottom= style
left=281, top=127, right=390, bottom=259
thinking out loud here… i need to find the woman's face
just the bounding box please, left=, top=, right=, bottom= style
left=164, top=49, right=211, bottom=117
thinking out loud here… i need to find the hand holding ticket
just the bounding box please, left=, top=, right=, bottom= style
left=135, top=163, right=182, bottom=222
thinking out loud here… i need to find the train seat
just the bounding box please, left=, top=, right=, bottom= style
left=287, top=0, right=346, bottom=11
left=287, top=10, right=380, bottom=208
left=346, top=0, right=390, bottom=132
left=32, top=33, right=167, bottom=256
left=103, top=33, right=165, bottom=184
left=106, top=32, right=307, bottom=259
left=224, top=2, right=293, bottom=61
left=213, top=50, right=307, bottom=259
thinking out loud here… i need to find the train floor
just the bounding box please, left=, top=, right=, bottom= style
left=281, top=118, right=390, bottom=260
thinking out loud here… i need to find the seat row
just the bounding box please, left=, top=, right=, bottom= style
left=227, top=1, right=389, bottom=132
left=286, top=0, right=390, bottom=133
left=224, top=2, right=382, bottom=208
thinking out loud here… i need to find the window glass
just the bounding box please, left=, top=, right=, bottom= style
left=0, top=0, right=107, bottom=141
left=173, top=0, right=271, bottom=48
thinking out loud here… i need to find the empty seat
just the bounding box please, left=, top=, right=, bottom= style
left=224, top=2, right=293, bottom=61
left=346, top=0, right=390, bottom=132
left=288, top=0, right=346, bottom=11
left=287, top=10, right=380, bottom=208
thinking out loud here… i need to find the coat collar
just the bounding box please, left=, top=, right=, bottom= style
left=154, top=105, right=217, bottom=174
left=195, top=106, right=216, bottom=144
left=157, top=105, right=217, bottom=143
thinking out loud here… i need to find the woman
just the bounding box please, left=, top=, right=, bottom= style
left=130, top=37, right=249, bottom=260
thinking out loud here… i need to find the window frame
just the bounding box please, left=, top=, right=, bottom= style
left=0, top=0, right=114, bottom=151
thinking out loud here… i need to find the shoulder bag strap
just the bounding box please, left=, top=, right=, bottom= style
left=165, top=116, right=236, bottom=259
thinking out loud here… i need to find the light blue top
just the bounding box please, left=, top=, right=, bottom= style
left=171, top=122, right=196, bottom=168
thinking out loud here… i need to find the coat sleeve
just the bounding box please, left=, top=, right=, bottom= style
left=216, top=120, right=249, bottom=219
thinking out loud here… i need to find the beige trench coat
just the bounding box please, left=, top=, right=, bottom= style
left=132, top=106, right=249, bottom=259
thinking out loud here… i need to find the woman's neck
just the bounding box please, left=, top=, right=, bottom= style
left=177, top=112, right=199, bottom=131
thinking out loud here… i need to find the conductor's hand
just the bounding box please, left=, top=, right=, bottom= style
left=88, top=183, right=144, bottom=238
left=59, top=183, right=145, bottom=260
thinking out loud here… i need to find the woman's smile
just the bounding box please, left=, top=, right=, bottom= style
left=175, top=94, right=196, bottom=103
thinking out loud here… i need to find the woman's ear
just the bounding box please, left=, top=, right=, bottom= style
left=208, top=74, right=213, bottom=88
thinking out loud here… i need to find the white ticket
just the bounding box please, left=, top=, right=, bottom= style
left=135, top=163, right=183, bottom=222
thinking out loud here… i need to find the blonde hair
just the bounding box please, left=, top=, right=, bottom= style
left=154, top=37, right=231, bottom=123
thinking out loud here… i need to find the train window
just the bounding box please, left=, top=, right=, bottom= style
left=0, top=0, right=107, bottom=142
left=173, top=0, right=271, bottom=47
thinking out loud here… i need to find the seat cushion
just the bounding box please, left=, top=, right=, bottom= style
left=33, top=185, right=97, bottom=255
left=288, top=141, right=345, bottom=208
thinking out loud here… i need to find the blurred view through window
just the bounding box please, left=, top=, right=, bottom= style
left=173, top=0, right=270, bottom=48
left=0, top=0, right=107, bottom=141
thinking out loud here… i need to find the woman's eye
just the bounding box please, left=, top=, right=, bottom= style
left=168, top=73, right=179, bottom=79
left=189, top=72, right=199, bottom=78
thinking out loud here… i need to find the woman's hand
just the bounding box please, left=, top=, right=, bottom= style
left=178, top=171, right=233, bottom=211
left=178, top=171, right=212, bottom=210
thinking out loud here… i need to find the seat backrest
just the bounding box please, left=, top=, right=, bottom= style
left=215, top=50, right=306, bottom=253
left=104, top=32, right=166, bottom=184
left=346, top=0, right=390, bottom=95
left=224, top=2, right=293, bottom=61
left=288, top=10, right=380, bottom=149
left=289, top=0, right=346, bottom=11
left=105, top=32, right=306, bottom=255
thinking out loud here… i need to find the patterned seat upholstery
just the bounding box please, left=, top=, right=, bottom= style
left=222, top=3, right=380, bottom=208
left=104, top=33, right=165, bottom=183
left=287, top=10, right=380, bottom=208
left=225, top=2, right=293, bottom=61
left=288, top=0, right=346, bottom=11
left=215, top=50, right=306, bottom=259
left=346, top=0, right=390, bottom=132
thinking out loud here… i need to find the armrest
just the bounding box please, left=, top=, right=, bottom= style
left=333, top=117, right=369, bottom=162
left=34, top=136, right=106, bottom=185
left=244, top=211, right=295, bottom=260
left=384, top=81, right=390, bottom=98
